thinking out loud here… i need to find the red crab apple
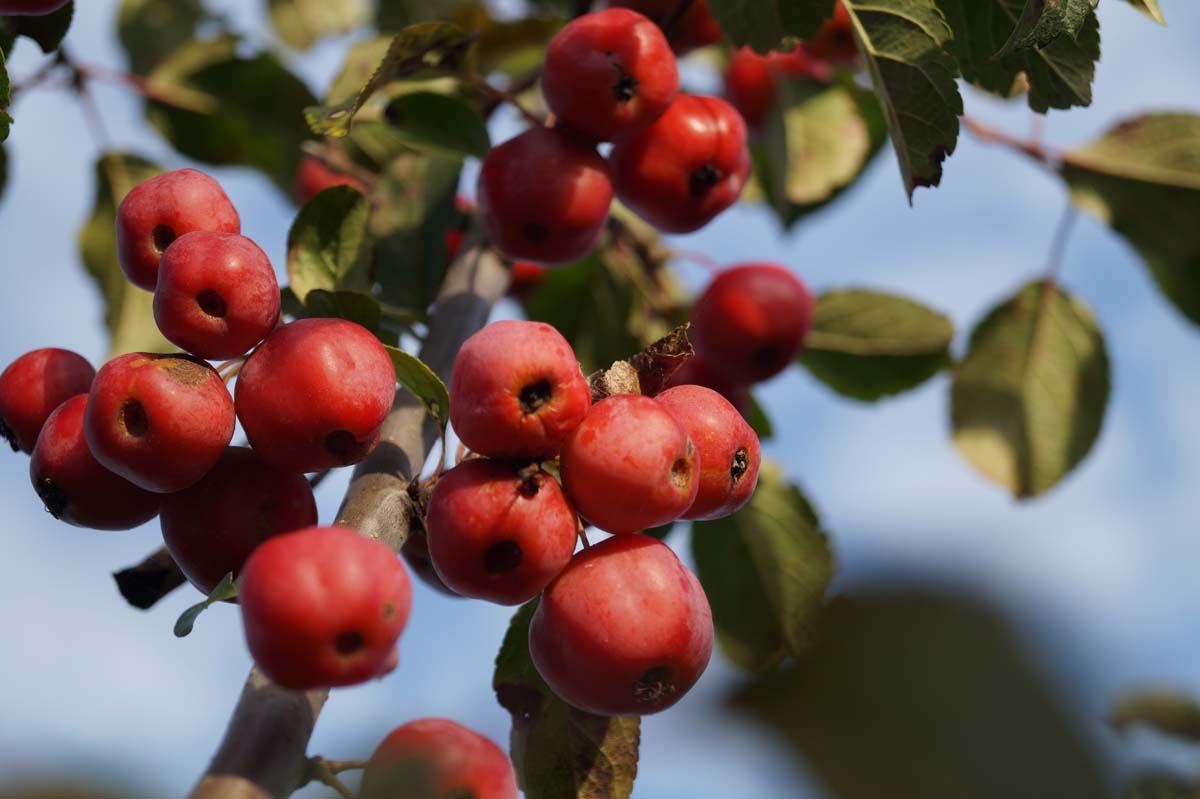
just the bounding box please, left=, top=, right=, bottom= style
left=608, top=0, right=722, bottom=55
left=153, top=231, right=280, bottom=360
left=0, top=348, right=95, bottom=454
left=542, top=8, right=679, bottom=142
left=235, top=318, right=396, bottom=472
left=84, top=353, right=234, bottom=493
left=665, top=353, right=750, bottom=416
left=160, top=446, right=318, bottom=595
left=724, top=46, right=833, bottom=130
left=292, top=155, right=366, bottom=206
left=0, top=0, right=69, bottom=14
left=806, top=3, right=859, bottom=64
left=116, top=169, right=240, bottom=292
left=238, top=525, right=413, bottom=690
left=477, top=126, right=613, bottom=265
left=449, top=320, right=591, bottom=460
left=609, top=94, right=750, bottom=233
left=29, top=395, right=160, bottom=530
left=530, top=534, right=713, bottom=715
left=655, top=384, right=761, bottom=520
left=361, top=718, right=518, bottom=799
left=425, top=458, right=577, bottom=605
left=560, top=394, right=698, bottom=534
left=690, top=262, right=815, bottom=383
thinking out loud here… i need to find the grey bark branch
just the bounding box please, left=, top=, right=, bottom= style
left=189, top=244, right=510, bottom=799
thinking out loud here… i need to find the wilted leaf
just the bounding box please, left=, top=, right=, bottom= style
left=1112, top=690, right=1200, bottom=742
left=705, top=0, right=834, bottom=52
left=268, top=0, right=369, bottom=50
left=145, top=36, right=316, bottom=194
left=951, top=281, right=1110, bottom=498
left=385, top=345, right=449, bottom=425
left=939, top=0, right=1100, bottom=112
left=841, top=0, right=962, bottom=198
left=691, top=464, right=833, bottom=673
left=1059, top=113, right=1200, bottom=325
left=798, top=289, right=954, bottom=402
left=494, top=601, right=641, bottom=799
left=732, top=590, right=1110, bottom=799
left=286, top=185, right=372, bottom=301
left=76, top=153, right=173, bottom=357
left=997, top=0, right=1097, bottom=55
left=174, top=572, right=237, bottom=637
left=117, top=0, right=205, bottom=74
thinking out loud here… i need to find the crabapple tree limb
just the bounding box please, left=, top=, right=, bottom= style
left=190, top=243, right=510, bottom=799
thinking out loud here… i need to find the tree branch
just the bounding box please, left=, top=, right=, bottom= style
left=112, top=546, right=186, bottom=610
left=189, top=244, right=511, bottom=799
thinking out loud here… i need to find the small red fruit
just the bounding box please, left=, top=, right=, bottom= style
left=665, top=353, right=750, bottom=416
left=478, top=127, right=613, bottom=265
left=0, top=348, right=95, bottom=454
left=655, top=385, right=760, bottom=520
left=29, top=395, right=160, bottom=530
left=450, top=320, right=591, bottom=460
left=116, top=169, right=240, bottom=292
left=609, top=94, right=750, bottom=233
left=0, top=0, right=69, bottom=14
left=559, top=394, right=697, bottom=534
left=530, top=535, right=713, bottom=715
left=235, top=318, right=396, bottom=472
left=84, top=353, right=235, bottom=493
left=509, top=261, right=548, bottom=299
left=426, top=459, right=577, bottom=605
left=543, top=9, right=679, bottom=143
left=361, top=718, right=518, bottom=799
left=239, top=525, right=413, bottom=690
left=608, top=0, right=722, bottom=55
left=690, top=263, right=814, bottom=383
left=806, top=3, right=858, bottom=64
left=160, top=446, right=318, bottom=595
left=153, top=232, right=280, bottom=360
left=293, top=155, right=366, bottom=206
left=724, top=46, right=832, bottom=130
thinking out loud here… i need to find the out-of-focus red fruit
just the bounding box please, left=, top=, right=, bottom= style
left=238, top=525, right=413, bottom=690
left=449, top=320, right=591, bottom=460
left=666, top=354, right=750, bottom=416
left=160, top=446, right=318, bottom=595
left=690, top=263, right=815, bottom=384
left=361, top=718, right=518, bottom=799
left=509, top=261, right=548, bottom=299
left=806, top=3, right=858, bottom=63
left=724, top=46, right=833, bottom=130
left=84, top=353, right=235, bottom=493
left=29, top=395, right=160, bottom=530
left=559, top=394, right=698, bottom=534
left=425, top=458, right=577, bottom=605
left=529, top=534, right=713, bottom=715
left=609, top=94, right=750, bottom=234
left=0, top=348, right=95, bottom=454
left=608, top=0, right=722, bottom=55
left=0, top=0, right=70, bottom=16
left=116, top=169, right=240, bottom=292
left=292, top=155, right=366, bottom=206
left=655, top=384, right=761, bottom=520
left=477, top=127, right=613, bottom=266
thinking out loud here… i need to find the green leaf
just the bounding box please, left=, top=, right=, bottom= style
left=938, top=0, right=1100, bottom=113
left=286, top=185, right=372, bottom=301
left=705, top=0, right=834, bottom=52
left=1123, top=775, right=1196, bottom=799
left=1112, top=691, right=1200, bottom=742
left=798, top=289, right=954, bottom=402
left=997, top=0, right=1097, bottom=55
left=0, top=1, right=73, bottom=54
left=744, top=392, right=774, bottom=440
left=304, top=23, right=474, bottom=138
left=325, top=36, right=393, bottom=105
left=145, top=36, right=317, bottom=194
left=77, top=153, right=173, bottom=357
left=302, top=289, right=383, bottom=336
left=731, top=590, right=1109, bottom=799
left=522, top=253, right=642, bottom=375
left=0, top=46, right=9, bottom=142
left=376, top=0, right=479, bottom=32
left=1059, top=113, right=1200, bottom=325
left=841, top=0, right=962, bottom=198
left=384, top=345, right=449, bottom=425
left=173, top=572, right=237, bottom=637
left=494, top=601, right=641, bottom=799
left=268, top=0, right=369, bottom=50
left=753, top=77, right=888, bottom=228
left=691, top=463, right=833, bottom=673
left=1120, top=0, right=1165, bottom=24
left=951, top=280, right=1110, bottom=499
left=381, top=92, right=490, bottom=158
left=117, top=0, right=206, bottom=75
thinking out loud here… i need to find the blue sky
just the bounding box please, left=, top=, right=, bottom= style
left=1, top=2, right=1199, bottom=797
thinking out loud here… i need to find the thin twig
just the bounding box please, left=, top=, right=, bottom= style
left=470, top=75, right=542, bottom=127
left=1043, top=202, right=1080, bottom=285
left=305, top=759, right=355, bottom=799
left=480, top=68, right=542, bottom=117
left=960, top=115, right=1056, bottom=166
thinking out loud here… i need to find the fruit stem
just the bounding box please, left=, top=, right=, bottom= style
left=305, top=758, right=356, bottom=799
left=576, top=515, right=591, bottom=549
left=670, top=248, right=723, bottom=276
left=470, top=75, right=543, bottom=128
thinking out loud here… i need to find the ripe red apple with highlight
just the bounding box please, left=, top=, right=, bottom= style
left=0, top=348, right=95, bottom=454
left=361, top=718, right=518, bottom=799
